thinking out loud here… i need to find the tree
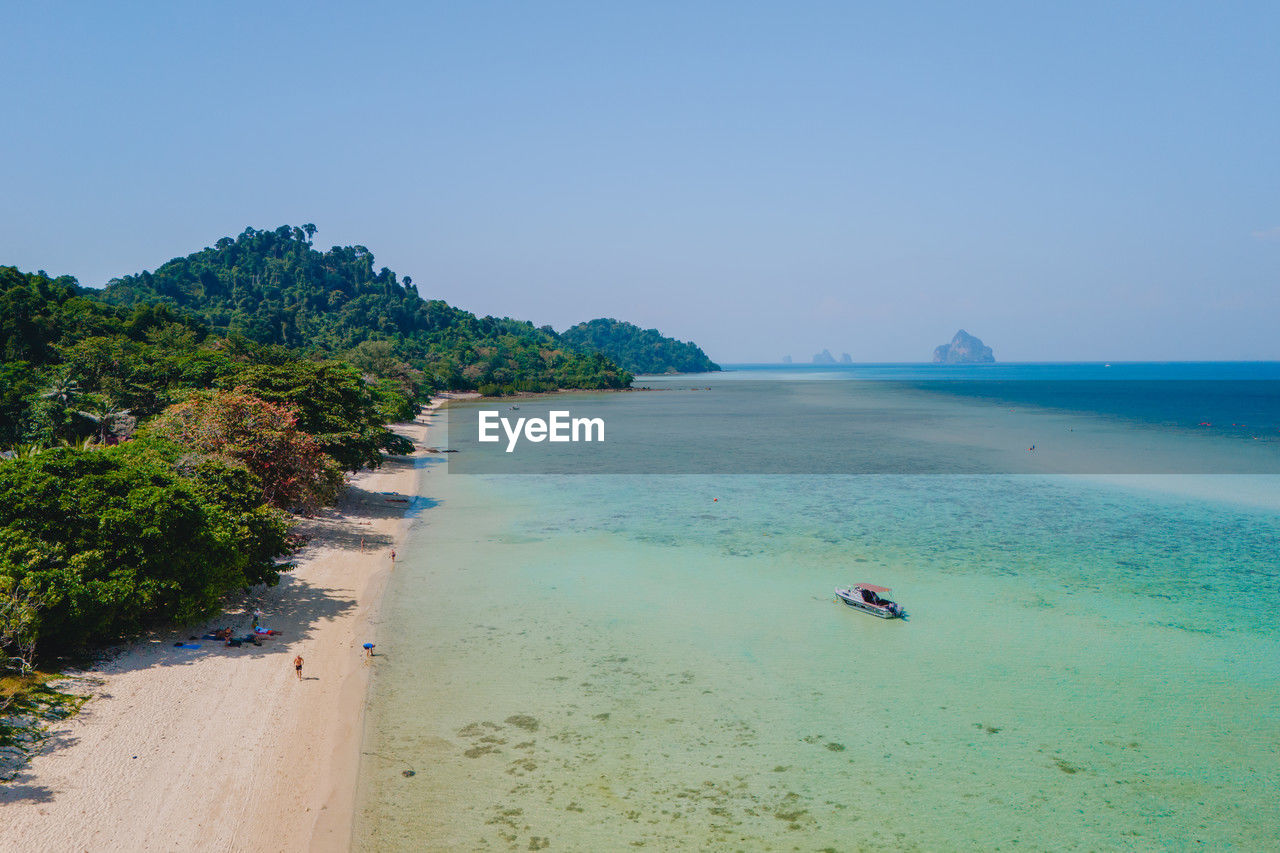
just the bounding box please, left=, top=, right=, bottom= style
left=74, top=394, right=135, bottom=444
left=0, top=266, right=80, bottom=363
left=145, top=390, right=345, bottom=512
left=24, top=371, right=85, bottom=444
left=225, top=360, right=412, bottom=469
left=0, top=576, right=42, bottom=679
left=0, top=361, right=41, bottom=447
left=41, top=371, right=81, bottom=408
left=560, top=318, right=720, bottom=374
left=0, top=443, right=292, bottom=652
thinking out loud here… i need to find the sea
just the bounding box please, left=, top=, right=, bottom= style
left=354, top=364, right=1280, bottom=851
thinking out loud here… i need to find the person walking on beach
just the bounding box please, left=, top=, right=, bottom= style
left=390, top=549, right=396, bottom=562
left=294, top=654, right=304, bottom=680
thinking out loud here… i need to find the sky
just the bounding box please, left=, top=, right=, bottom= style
left=3, top=1, right=1278, bottom=363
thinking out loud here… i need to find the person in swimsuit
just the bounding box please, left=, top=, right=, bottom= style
left=294, top=654, right=304, bottom=680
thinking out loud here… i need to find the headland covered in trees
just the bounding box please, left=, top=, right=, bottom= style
left=560, top=318, right=720, bottom=374
left=0, top=224, right=718, bottom=691
left=97, top=225, right=633, bottom=396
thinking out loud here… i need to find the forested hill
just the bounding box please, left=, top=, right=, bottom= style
left=98, top=225, right=631, bottom=394
left=560, top=318, right=720, bottom=374
left=1, top=263, right=430, bottom=657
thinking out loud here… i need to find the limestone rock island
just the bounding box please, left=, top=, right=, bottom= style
left=932, top=329, right=995, bottom=364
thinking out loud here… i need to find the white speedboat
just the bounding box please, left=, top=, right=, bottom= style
left=835, top=584, right=904, bottom=619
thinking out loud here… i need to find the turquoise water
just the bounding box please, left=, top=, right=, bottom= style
left=355, top=368, right=1280, bottom=851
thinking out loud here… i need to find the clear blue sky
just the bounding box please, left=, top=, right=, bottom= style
left=4, top=1, right=1278, bottom=362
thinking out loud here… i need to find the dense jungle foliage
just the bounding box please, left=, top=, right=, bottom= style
left=0, top=442, right=292, bottom=654
left=561, top=318, right=721, bottom=374
left=0, top=263, right=417, bottom=665
left=99, top=225, right=634, bottom=394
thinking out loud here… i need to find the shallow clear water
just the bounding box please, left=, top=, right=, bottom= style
left=355, top=371, right=1280, bottom=851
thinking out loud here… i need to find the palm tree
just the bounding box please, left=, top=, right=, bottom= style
left=41, top=372, right=81, bottom=407
left=75, top=395, right=134, bottom=443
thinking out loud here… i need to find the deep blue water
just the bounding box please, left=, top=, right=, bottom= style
left=714, top=361, right=1280, bottom=380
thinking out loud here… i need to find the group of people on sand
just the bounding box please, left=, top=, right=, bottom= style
left=203, top=626, right=262, bottom=647
left=200, top=608, right=376, bottom=683
left=202, top=609, right=283, bottom=648
left=201, top=626, right=249, bottom=643
left=197, top=607, right=377, bottom=683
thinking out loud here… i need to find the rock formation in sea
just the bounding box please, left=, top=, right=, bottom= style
left=812, top=349, right=836, bottom=364
left=839, top=352, right=853, bottom=364
left=932, top=329, right=995, bottom=364
left=781, top=355, right=792, bottom=364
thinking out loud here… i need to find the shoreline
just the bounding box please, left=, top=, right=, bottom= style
left=0, top=402, right=442, bottom=852
left=311, top=398, right=447, bottom=850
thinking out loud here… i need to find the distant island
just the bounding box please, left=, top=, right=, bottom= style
left=932, top=329, right=995, bottom=364
left=560, top=318, right=720, bottom=374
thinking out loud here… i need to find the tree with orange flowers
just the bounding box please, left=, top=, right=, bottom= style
left=147, top=390, right=345, bottom=513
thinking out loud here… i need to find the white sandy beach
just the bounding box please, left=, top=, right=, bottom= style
left=0, top=405, right=443, bottom=852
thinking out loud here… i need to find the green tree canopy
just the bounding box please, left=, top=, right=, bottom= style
left=560, top=318, right=720, bottom=374
left=0, top=441, right=291, bottom=652
left=99, top=225, right=635, bottom=393
left=145, top=390, right=345, bottom=512
left=220, top=360, right=412, bottom=470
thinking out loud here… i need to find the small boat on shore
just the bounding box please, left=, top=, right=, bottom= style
left=836, top=584, right=904, bottom=619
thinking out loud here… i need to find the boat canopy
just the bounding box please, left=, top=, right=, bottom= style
left=855, top=584, right=893, bottom=593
